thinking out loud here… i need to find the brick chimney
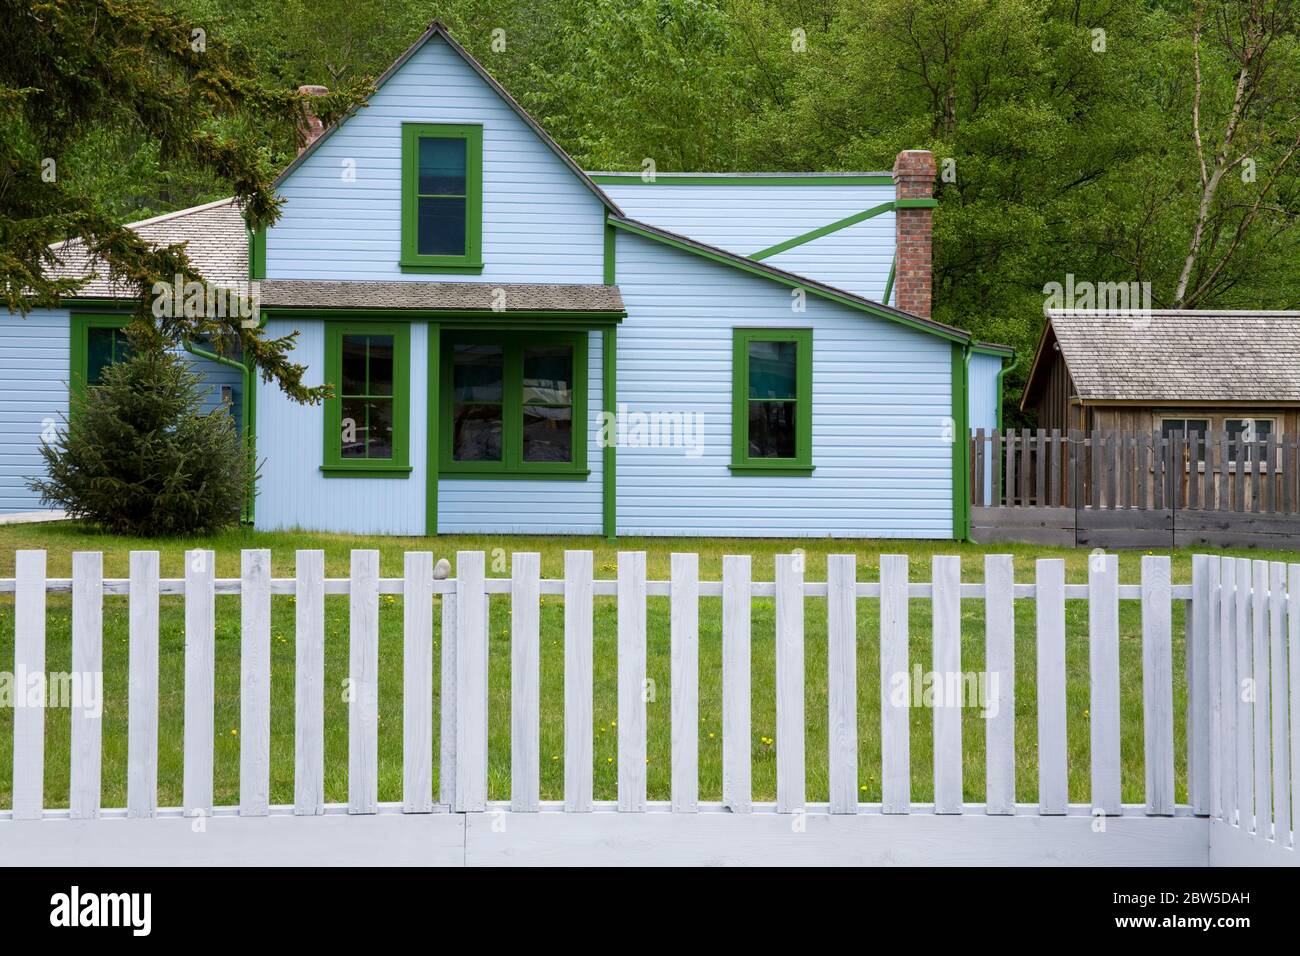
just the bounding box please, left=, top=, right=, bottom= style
left=297, top=85, right=329, bottom=154
left=892, top=150, right=937, bottom=318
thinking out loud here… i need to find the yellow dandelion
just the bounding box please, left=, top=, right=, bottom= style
left=230, top=728, right=238, bottom=736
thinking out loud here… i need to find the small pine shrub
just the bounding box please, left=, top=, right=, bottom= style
left=31, top=343, right=255, bottom=536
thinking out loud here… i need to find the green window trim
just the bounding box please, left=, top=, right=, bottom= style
left=440, top=330, right=589, bottom=479
left=321, top=321, right=412, bottom=478
left=731, top=328, right=814, bottom=475
left=400, top=123, right=484, bottom=273
left=69, top=313, right=132, bottom=402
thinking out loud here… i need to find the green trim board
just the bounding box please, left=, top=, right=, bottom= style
left=426, top=321, right=440, bottom=535
left=749, top=198, right=939, bottom=261
left=439, top=329, right=589, bottom=479
left=247, top=221, right=266, bottom=280
left=603, top=217, right=617, bottom=285
left=602, top=326, right=616, bottom=539
left=589, top=173, right=894, bottom=186
left=258, top=308, right=622, bottom=326
left=609, top=216, right=970, bottom=345
left=750, top=201, right=896, bottom=261
left=883, top=255, right=896, bottom=306
left=400, top=123, right=484, bottom=273
left=731, top=328, right=814, bottom=475
left=321, top=321, right=412, bottom=477
left=951, top=343, right=970, bottom=541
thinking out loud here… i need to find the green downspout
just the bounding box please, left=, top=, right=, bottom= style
left=995, top=351, right=1020, bottom=432
left=184, top=339, right=256, bottom=524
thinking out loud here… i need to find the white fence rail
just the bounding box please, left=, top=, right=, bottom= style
left=1, top=549, right=1295, bottom=866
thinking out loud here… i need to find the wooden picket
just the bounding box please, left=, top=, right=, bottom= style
left=2, top=546, right=1296, bottom=867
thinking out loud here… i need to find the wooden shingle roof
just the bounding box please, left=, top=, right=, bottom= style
left=1042, top=309, right=1300, bottom=403
left=47, top=197, right=248, bottom=296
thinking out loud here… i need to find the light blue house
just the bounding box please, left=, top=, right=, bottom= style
left=6, top=22, right=1011, bottom=538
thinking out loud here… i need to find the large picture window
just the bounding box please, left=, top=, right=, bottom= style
left=322, top=322, right=411, bottom=477
left=731, top=328, right=813, bottom=475
left=400, top=123, right=483, bottom=273
left=440, top=331, right=588, bottom=478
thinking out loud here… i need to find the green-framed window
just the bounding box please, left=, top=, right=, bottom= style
left=400, top=123, right=483, bottom=273
left=440, top=330, right=588, bottom=479
left=731, top=328, right=813, bottom=475
left=321, top=322, right=411, bottom=477
left=70, top=313, right=134, bottom=398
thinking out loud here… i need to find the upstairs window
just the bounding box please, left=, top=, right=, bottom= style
left=731, top=328, right=813, bottom=475
left=400, top=123, right=483, bottom=273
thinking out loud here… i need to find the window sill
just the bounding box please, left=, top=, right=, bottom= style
left=440, top=468, right=592, bottom=481
left=399, top=260, right=485, bottom=275
left=320, top=465, right=413, bottom=478
left=728, top=463, right=815, bottom=477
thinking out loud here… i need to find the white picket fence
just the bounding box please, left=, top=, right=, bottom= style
left=0, top=549, right=1295, bottom=866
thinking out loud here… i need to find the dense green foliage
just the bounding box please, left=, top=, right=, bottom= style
left=7, top=0, right=1300, bottom=418
left=30, top=342, right=255, bottom=535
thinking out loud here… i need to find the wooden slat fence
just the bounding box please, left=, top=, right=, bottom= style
left=971, top=430, right=1300, bottom=548
left=1, top=549, right=1294, bottom=867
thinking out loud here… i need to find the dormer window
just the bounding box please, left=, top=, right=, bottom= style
left=400, top=123, right=483, bottom=273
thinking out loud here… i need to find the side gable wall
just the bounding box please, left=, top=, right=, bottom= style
left=613, top=231, right=954, bottom=538
left=267, top=34, right=606, bottom=283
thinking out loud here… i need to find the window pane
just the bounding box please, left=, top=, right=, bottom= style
left=523, top=406, right=573, bottom=463
left=86, top=327, right=116, bottom=385
left=340, top=397, right=368, bottom=459
left=341, top=335, right=368, bottom=395
left=419, top=137, right=467, bottom=195
left=367, top=399, right=393, bottom=459
left=523, top=346, right=573, bottom=404
left=453, top=404, right=503, bottom=461
left=748, top=401, right=797, bottom=458
left=367, top=336, right=394, bottom=397
left=1226, top=418, right=1272, bottom=440
left=453, top=345, right=503, bottom=401
left=748, top=341, right=798, bottom=399
left=418, top=197, right=466, bottom=256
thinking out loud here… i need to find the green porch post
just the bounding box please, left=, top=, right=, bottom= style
left=603, top=326, right=617, bottom=541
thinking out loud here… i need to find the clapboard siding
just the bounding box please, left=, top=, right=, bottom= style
left=254, top=319, right=428, bottom=535
left=613, top=231, right=953, bottom=538
left=968, top=351, right=1002, bottom=503
left=1, top=309, right=243, bottom=514
left=438, top=331, right=603, bottom=534
left=602, top=182, right=895, bottom=300
left=268, top=35, right=605, bottom=283
left=0, top=309, right=69, bottom=513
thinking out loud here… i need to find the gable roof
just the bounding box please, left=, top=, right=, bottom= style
left=1023, top=309, right=1300, bottom=406
left=46, top=197, right=247, bottom=298
left=274, top=21, right=621, bottom=217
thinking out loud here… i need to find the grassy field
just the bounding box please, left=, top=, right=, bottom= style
left=2, top=521, right=1295, bottom=811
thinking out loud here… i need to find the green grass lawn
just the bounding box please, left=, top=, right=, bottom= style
left=2, top=521, right=1295, bottom=811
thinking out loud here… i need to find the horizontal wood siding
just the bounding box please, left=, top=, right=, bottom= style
left=254, top=319, right=428, bottom=534
left=614, top=231, right=953, bottom=538
left=0, top=309, right=239, bottom=514
left=438, top=331, right=603, bottom=534
left=0, top=309, right=68, bottom=513
left=602, top=182, right=895, bottom=301
left=969, top=352, right=1001, bottom=504
left=268, top=35, right=605, bottom=283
